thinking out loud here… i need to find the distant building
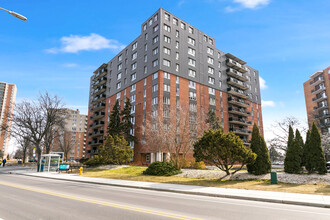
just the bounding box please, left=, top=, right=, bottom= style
left=52, top=109, right=87, bottom=160
left=86, top=8, right=263, bottom=164
left=0, top=82, right=17, bottom=158
left=303, top=66, right=330, bottom=133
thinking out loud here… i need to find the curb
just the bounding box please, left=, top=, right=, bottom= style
left=11, top=172, right=330, bottom=209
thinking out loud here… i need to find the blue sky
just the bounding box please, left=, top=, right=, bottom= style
left=1, top=0, right=330, bottom=143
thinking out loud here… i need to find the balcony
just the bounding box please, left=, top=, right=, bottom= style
left=228, top=97, right=249, bottom=108
left=311, top=86, right=326, bottom=95
left=226, top=59, right=248, bottom=73
left=315, top=113, right=330, bottom=119
left=310, top=76, right=324, bottom=86
left=93, top=69, right=107, bottom=81
left=92, top=103, right=106, bottom=112
left=89, top=121, right=105, bottom=129
left=89, top=139, right=103, bottom=146
left=228, top=106, right=251, bottom=117
left=93, top=85, right=107, bottom=96
left=225, top=53, right=246, bottom=65
left=227, top=87, right=249, bottom=99
left=226, top=68, right=248, bottom=82
left=229, top=117, right=252, bottom=126
left=230, top=128, right=252, bottom=136
left=312, top=95, right=327, bottom=103
left=90, top=112, right=105, bottom=120
left=92, top=94, right=106, bottom=104
left=93, top=76, right=107, bottom=88
left=227, top=77, right=249, bottom=90
left=89, top=130, right=104, bottom=138
left=314, top=104, right=328, bottom=111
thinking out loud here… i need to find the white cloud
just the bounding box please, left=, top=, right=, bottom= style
left=259, top=76, right=267, bottom=89
left=62, top=63, right=78, bottom=68
left=46, top=33, right=125, bottom=54
left=233, top=0, right=270, bottom=9
left=262, top=100, right=276, bottom=107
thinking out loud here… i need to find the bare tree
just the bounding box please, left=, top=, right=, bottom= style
left=59, top=131, right=73, bottom=161
left=321, top=133, right=330, bottom=158
left=144, top=105, right=208, bottom=169
left=4, top=92, right=64, bottom=167
left=15, top=136, right=32, bottom=164
left=270, top=116, right=307, bottom=151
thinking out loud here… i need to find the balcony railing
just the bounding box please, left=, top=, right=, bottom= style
left=229, top=128, right=252, bottom=136
left=227, top=77, right=249, bottom=90
left=93, top=76, right=107, bottom=87
left=310, top=76, right=324, bottom=86
left=92, top=103, right=106, bottom=111
left=227, top=87, right=249, bottom=99
left=226, top=68, right=248, bottom=82
left=228, top=97, right=250, bottom=108
left=228, top=106, right=251, bottom=117
left=311, top=86, right=326, bottom=95
left=312, top=95, right=327, bottom=103
left=89, top=121, right=105, bottom=129
left=229, top=117, right=252, bottom=126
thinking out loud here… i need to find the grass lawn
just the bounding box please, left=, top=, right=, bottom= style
left=82, top=166, right=330, bottom=196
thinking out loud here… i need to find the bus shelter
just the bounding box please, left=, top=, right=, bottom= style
left=39, top=154, right=61, bottom=172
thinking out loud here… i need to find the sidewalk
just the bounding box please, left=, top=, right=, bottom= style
left=10, top=170, right=330, bottom=208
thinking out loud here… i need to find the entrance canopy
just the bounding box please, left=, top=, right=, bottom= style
left=39, top=154, right=61, bottom=172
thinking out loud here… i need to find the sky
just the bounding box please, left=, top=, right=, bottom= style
left=1, top=0, right=330, bottom=152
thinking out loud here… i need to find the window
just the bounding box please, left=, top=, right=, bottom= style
left=152, top=97, right=158, bottom=105
left=131, top=62, right=137, bottom=71
left=176, top=30, right=179, bottom=38
left=149, top=19, right=153, bottom=26
left=209, top=38, right=213, bottom=45
left=163, top=97, right=170, bottom=105
left=164, top=84, right=170, bottom=92
left=219, top=71, right=222, bottom=78
left=153, top=25, right=159, bottom=32
left=144, top=66, right=147, bottom=74
left=176, top=87, right=179, bottom=96
left=188, top=47, right=195, bottom=56
left=189, top=103, right=197, bottom=112
left=164, top=24, right=171, bottom=32
left=176, top=76, right=179, bottom=84
left=189, top=80, right=196, bottom=89
left=176, top=52, right=179, bottom=60
left=116, top=92, right=121, bottom=99
left=124, top=78, right=127, bottom=84
left=144, top=78, right=147, bottom=86
left=132, top=52, right=137, bottom=60
left=131, top=73, right=136, bottom=81
left=144, top=55, right=147, bottom=62
left=143, top=24, right=147, bottom=31
left=175, top=41, right=179, bottom=49
left=118, top=54, right=122, bottom=62
left=181, top=22, right=186, bottom=29
left=189, top=69, right=196, bottom=77
left=189, top=91, right=196, bottom=101
left=163, top=59, right=171, bottom=67
left=144, top=44, right=148, bottom=51
left=153, top=72, right=158, bottom=79
left=118, top=63, right=122, bottom=71
left=173, top=18, right=178, bottom=25
left=132, top=42, right=137, bottom=50
left=219, top=81, right=222, bottom=88
left=165, top=13, right=170, bottom=21
left=117, top=82, right=121, bottom=89
left=208, top=67, right=214, bottom=75
left=207, top=57, right=214, bottom=65
left=207, top=47, right=214, bottom=55
left=188, top=37, right=195, bottom=46
left=153, top=59, right=159, bottom=67
left=208, top=77, right=215, bottom=84
left=189, top=27, right=194, bottom=34
left=218, top=62, right=221, bottom=68
left=153, top=36, right=159, bottom=44
left=131, top=84, right=136, bottom=92
left=203, top=35, right=207, bottom=42
left=164, top=35, right=171, bottom=43
left=188, top=58, right=196, bottom=67
left=144, top=89, right=146, bottom=98
left=164, top=72, right=170, bottom=79
left=209, top=87, right=215, bottom=95
left=131, top=94, right=136, bottom=102
left=145, top=33, right=148, bottom=40
left=154, top=14, right=158, bottom=21
left=153, top=47, right=159, bottom=55
left=152, top=84, right=158, bottom=92
left=131, top=105, right=135, bottom=113
left=164, top=47, right=171, bottom=55
left=117, top=73, right=122, bottom=80
left=209, top=97, right=215, bottom=106
left=176, top=64, right=179, bottom=72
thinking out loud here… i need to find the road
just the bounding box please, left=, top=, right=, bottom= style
left=0, top=167, right=329, bottom=220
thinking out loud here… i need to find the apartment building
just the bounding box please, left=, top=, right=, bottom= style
left=0, top=82, right=16, bottom=158
left=86, top=8, right=263, bottom=164
left=52, top=109, right=88, bottom=160
left=303, top=66, right=330, bottom=133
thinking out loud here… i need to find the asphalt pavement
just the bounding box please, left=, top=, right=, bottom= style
left=0, top=167, right=329, bottom=220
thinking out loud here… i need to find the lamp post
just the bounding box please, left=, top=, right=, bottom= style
left=0, top=7, right=27, bottom=21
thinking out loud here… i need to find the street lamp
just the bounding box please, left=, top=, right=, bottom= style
left=0, top=7, right=27, bottom=21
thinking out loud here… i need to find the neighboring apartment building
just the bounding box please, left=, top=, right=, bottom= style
left=86, top=8, right=263, bottom=164
left=303, top=66, right=330, bottom=133
left=52, top=109, right=88, bottom=160
left=0, top=82, right=16, bottom=158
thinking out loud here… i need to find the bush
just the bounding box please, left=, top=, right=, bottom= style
left=182, top=160, right=191, bottom=168
left=143, top=161, right=181, bottom=176
left=193, top=161, right=205, bottom=169
left=84, top=156, right=103, bottom=167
